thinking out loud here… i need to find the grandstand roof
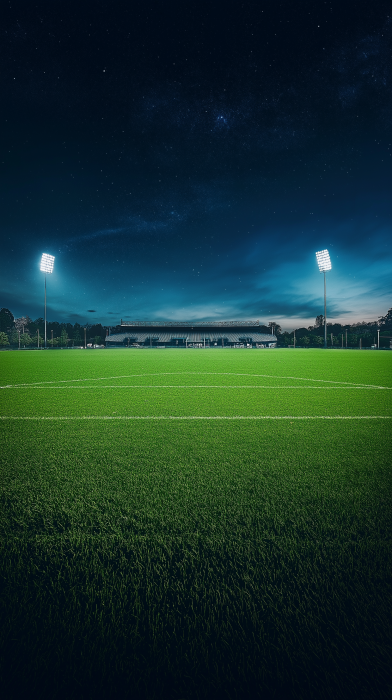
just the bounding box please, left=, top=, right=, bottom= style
left=120, top=320, right=262, bottom=327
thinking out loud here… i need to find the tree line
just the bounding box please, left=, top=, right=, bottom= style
left=0, top=309, right=108, bottom=347
left=273, top=309, right=392, bottom=348
left=0, top=307, right=391, bottom=348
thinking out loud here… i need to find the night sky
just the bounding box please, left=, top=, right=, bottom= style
left=1, top=0, right=391, bottom=330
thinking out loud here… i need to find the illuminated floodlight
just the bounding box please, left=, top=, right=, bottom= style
left=40, top=253, right=55, bottom=349
left=315, top=249, right=332, bottom=349
left=316, top=249, right=331, bottom=272
left=40, top=253, right=55, bottom=274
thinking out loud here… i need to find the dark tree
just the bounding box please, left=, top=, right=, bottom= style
left=28, top=318, right=45, bottom=336
left=315, top=315, right=324, bottom=327
left=378, top=308, right=392, bottom=330
left=294, top=327, right=308, bottom=337
left=268, top=322, right=282, bottom=335
left=0, top=308, right=14, bottom=333
left=48, top=321, right=61, bottom=338
left=89, top=324, right=105, bottom=341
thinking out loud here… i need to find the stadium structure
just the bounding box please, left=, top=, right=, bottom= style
left=105, top=320, right=277, bottom=348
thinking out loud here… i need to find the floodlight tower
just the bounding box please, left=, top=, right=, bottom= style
left=40, top=253, right=55, bottom=349
left=315, top=249, right=332, bottom=349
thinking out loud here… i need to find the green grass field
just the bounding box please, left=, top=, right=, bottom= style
left=1, top=348, right=391, bottom=700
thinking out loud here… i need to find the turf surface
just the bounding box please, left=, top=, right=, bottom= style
left=0, top=348, right=391, bottom=700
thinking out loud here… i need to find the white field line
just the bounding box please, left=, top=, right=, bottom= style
left=1, top=385, right=389, bottom=390
left=1, top=372, right=391, bottom=390
left=0, top=416, right=391, bottom=421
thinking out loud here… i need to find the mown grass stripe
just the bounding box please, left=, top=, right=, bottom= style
left=1, top=415, right=391, bottom=420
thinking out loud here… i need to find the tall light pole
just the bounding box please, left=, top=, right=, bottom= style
left=40, top=254, right=55, bottom=349
left=315, top=249, right=332, bottom=349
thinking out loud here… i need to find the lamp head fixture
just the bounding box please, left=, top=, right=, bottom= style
left=315, top=249, right=331, bottom=272
left=40, top=253, right=55, bottom=274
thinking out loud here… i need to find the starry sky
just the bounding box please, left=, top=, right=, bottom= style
left=1, top=0, right=391, bottom=330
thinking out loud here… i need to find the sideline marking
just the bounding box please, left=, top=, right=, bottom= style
left=1, top=372, right=391, bottom=390
left=1, top=416, right=391, bottom=421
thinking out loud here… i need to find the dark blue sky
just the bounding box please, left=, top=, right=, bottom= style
left=1, top=0, right=391, bottom=330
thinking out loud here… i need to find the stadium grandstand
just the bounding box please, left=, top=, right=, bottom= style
left=105, top=321, right=277, bottom=348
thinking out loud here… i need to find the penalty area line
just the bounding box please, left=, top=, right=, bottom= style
left=1, top=372, right=390, bottom=390
left=0, top=416, right=391, bottom=421
left=0, top=385, right=389, bottom=390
